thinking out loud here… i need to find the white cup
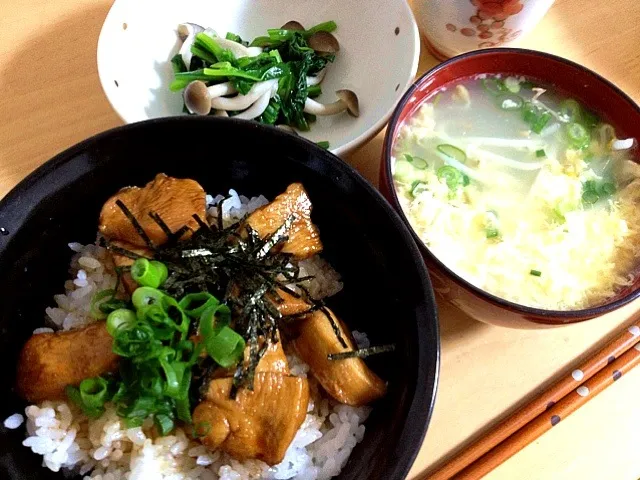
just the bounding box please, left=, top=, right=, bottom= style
left=414, top=0, right=555, bottom=59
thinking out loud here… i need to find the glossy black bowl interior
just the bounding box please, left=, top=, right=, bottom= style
left=0, top=118, right=439, bottom=480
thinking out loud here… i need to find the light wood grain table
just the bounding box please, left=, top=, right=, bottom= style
left=1, top=1, right=640, bottom=479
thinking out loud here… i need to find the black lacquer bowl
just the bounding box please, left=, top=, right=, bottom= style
left=0, top=118, right=439, bottom=480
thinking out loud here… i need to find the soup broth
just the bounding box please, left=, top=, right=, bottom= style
left=392, top=75, right=640, bottom=310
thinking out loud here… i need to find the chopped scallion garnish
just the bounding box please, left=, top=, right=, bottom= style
left=530, top=269, right=542, bottom=277
left=535, top=149, right=546, bottom=157
left=437, top=144, right=467, bottom=163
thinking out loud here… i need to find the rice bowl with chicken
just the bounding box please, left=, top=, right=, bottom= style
left=6, top=175, right=393, bottom=480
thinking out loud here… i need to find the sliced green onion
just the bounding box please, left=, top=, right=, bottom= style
left=137, top=304, right=175, bottom=340
left=316, top=141, right=330, bottom=149
left=522, top=102, right=538, bottom=124
left=112, top=323, right=160, bottom=359
left=462, top=174, right=470, bottom=186
left=405, top=153, right=428, bottom=169
left=559, top=99, right=582, bottom=122
left=530, top=269, right=542, bottom=277
left=132, top=287, right=165, bottom=310
left=531, top=112, right=552, bottom=134
left=161, top=296, right=189, bottom=334
left=482, top=77, right=506, bottom=95
left=566, top=122, right=590, bottom=149
left=123, top=395, right=156, bottom=425
left=486, top=228, right=499, bottom=239
left=178, top=292, right=219, bottom=318
left=106, top=308, right=137, bottom=336
left=496, top=93, right=524, bottom=110
left=503, top=77, right=521, bottom=93
left=437, top=144, right=467, bottom=163
left=175, top=396, right=192, bottom=423
left=79, top=377, right=110, bottom=409
left=65, top=385, right=104, bottom=418
left=599, top=182, right=616, bottom=196
left=205, top=325, right=246, bottom=368
left=551, top=207, right=566, bottom=224
left=582, top=190, right=599, bottom=204
left=581, top=109, right=599, bottom=129
left=410, top=181, right=428, bottom=198
left=200, top=304, right=243, bottom=368
left=131, top=259, right=168, bottom=288
left=535, top=149, right=546, bottom=158
left=437, top=166, right=464, bottom=189
left=154, top=414, right=175, bottom=436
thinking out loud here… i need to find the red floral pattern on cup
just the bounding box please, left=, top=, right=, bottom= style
left=446, top=0, right=525, bottom=48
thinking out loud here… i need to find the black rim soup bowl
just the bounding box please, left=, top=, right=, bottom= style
left=0, top=118, right=439, bottom=480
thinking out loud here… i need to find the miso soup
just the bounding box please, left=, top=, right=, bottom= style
left=392, top=75, right=640, bottom=310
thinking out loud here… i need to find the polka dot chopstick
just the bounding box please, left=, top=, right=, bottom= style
left=427, top=321, right=640, bottom=480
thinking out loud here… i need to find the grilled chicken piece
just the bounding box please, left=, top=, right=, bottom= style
left=272, top=288, right=313, bottom=316
left=292, top=308, right=386, bottom=406
left=246, top=183, right=322, bottom=259
left=16, top=322, right=119, bottom=403
left=193, top=373, right=309, bottom=465
left=99, top=173, right=206, bottom=248
left=109, top=240, right=153, bottom=293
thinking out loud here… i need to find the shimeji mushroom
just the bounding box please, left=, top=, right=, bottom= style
left=308, top=31, right=340, bottom=54
left=304, top=90, right=359, bottom=117
left=211, top=79, right=279, bottom=111
left=183, top=81, right=238, bottom=116
left=178, top=23, right=204, bottom=69
left=281, top=20, right=305, bottom=30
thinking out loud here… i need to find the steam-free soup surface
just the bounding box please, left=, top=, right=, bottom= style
left=393, top=75, right=640, bottom=310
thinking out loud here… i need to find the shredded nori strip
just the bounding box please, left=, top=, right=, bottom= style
left=327, top=344, right=396, bottom=361
left=115, top=200, right=157, bottom=251
left=111, top=202, right=339, bottom=397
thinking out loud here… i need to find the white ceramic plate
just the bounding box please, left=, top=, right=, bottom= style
left=97, top=0, right=420, bottom=156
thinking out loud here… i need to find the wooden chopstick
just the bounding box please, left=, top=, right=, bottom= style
left=426, top=317, right=640, bottom=480
left=454, top=343, right=640, bottom=479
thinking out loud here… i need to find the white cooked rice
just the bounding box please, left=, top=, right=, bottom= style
left=10, top=192, right=368, bottom=480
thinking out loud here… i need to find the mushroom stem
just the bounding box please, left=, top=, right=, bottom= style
left=178, top=23, right=204, bottom=70
left=207, top=82, right=237, bottom=99
left=306, top=69, right=326, bottom=86
left=303, top=90, right=360, bottom=117
left=232, top=89, right=273, bottom=120
left=304, top=98, right=346, bottom=116
left=211, top=80, right=278, bottom=111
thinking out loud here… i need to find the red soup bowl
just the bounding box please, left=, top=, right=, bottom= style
left=380, top=48, right=640, bottom=328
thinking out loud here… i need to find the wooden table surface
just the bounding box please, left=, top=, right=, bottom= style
left=1, top=1, right=640, bottom=479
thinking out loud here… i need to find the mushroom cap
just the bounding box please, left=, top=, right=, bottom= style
left=276, top=124, right=299, bottom=136
left=281, top=20, right=305, bottom=31
left=335, top=90, right=359, bottom=117
left=178, top=23, right=204, bottom=41
left=308, top=31, right=340, bottom=54
left=184, top=81, right=212, bottom=116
